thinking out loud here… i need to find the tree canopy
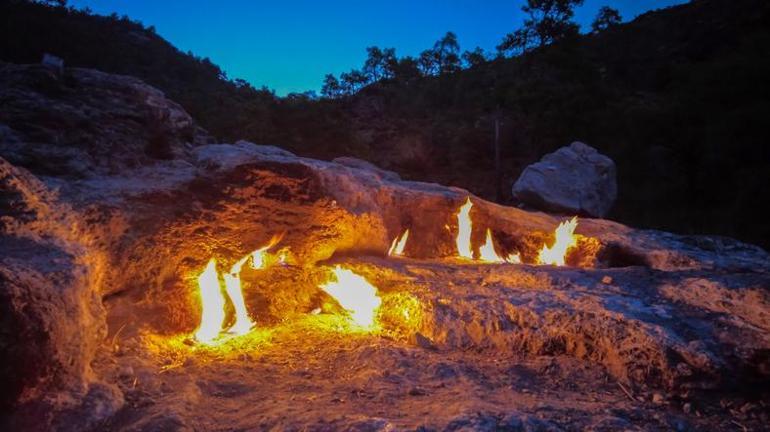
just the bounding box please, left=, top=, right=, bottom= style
left=591, top=6, right=622, bottom=33
left=497, top=0, right=584, bottom=56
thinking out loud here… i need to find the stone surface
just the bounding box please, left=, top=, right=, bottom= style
left=0, top=61, right=211, bottom=178
left=0, top=160, right=122, bottom=429
left=512, top=142, right=617, bottom=217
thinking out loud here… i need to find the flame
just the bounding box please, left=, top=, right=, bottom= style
left=193, top=235, right=282, bottom=344
left=538, top=217, right=579, bottom=266
left=478, top=228, right=504, bottom=263
left=478, top=228, right=522, bottom=264
left=388, top=229, right=410, bottom=257
left=505, top=252, right=522, bottom=264
left=250, top=234, right=283, bottom=269
left=223, top=255, right=255, bottom=335
left=456, top=197, right=473, bottom=259
left=319, top=266, right=381, bottom=328
left=194, top=259, right=226, bottom=343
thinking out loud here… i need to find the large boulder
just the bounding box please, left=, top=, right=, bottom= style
left=512, top=142, right=617, bottom=218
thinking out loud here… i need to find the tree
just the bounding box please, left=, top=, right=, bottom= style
left=462, top=47, right=488, bottom=69
left=497, top=0, right=584, bottom=56
left=363, top=46, right=397, bottom=82
left=591, top=6, right=622, bottom=33
left=433, top=31, right=461, bottom=74
left=418, top=49, right=439, bottom=76
left=321, top=74, right=343, bottom=99
left=339, top=69, right=368, bottom=94
left=419, top=31, right=461, bottom=76
left=392, top=56, right=422, bottom=83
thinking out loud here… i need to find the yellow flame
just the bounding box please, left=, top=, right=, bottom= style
left=278, top=249, right=289, bottom=265
left=388, top=229, right=410, bottom=256
left=223, top=255, right=255, bottom=335
left=478, top=228, right=504, bottom=263
left=478, top=228, right=522, bottom=264
left=250, top=234, right=282, bottom=269
left=194, top=259, right=226, bottom=343
left=194, top=235, right=282, bottom=344
left=319, top=266, right=381, bottom=328
left=538, top=217, right=579, bottom=266
left=505, top=253, right=522, bottom=264
left=456, top=197, right=473, bottom=259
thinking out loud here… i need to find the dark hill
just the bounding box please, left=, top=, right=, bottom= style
left=1, top=0, right=769, bottom=248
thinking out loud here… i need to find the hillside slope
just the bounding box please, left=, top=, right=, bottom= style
left=1, top=0, right=769, bottom=248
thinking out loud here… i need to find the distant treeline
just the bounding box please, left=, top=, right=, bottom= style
left=321, top=1, right=623, bottom=98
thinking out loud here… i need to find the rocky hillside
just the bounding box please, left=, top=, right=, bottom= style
left=2, top=0, right=769, bottom=250
left=0, top=62, right=212, bottom=178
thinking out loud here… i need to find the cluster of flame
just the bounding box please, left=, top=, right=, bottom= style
left=194, top=196, right=579, bottom=344
left=194, top=238, right=279, bottom=343
left=319, top=266, right=382, bottom=328
left=194, top=237, right=383, bottom=344
left=389, top=197, right=578, bottom=266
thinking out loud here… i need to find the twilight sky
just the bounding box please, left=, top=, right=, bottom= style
left=68, top=0, right=688, bottom=95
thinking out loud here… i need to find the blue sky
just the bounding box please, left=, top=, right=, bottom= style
left=68, top=0, right=688, bottom=95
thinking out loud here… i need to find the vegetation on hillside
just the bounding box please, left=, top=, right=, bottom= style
left=2, top=0, right=769, bottom=248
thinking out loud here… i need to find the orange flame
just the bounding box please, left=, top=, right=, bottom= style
left=505, top=252, right=522, bottom=264
left=319, top=266, right=381, bottom=328
left=455, top=198, right=520, bottom=264
left=388, top=229, right=410, bottom=257
left=456, top=198, right=473, bottom=259
left=194, top=236, right=281, bottom=344
left=478, top=228, right=504, bottom=263
left=250, top=234, right=283, bottom=269
left=194, top=259, right=226, bottom=343
left=478, top=228, right=522, bottom=264
left=538, top=217, right=579, bottom=266
left=223, top=255, right=255, bottom=335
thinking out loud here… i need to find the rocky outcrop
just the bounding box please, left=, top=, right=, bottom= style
left=0, top=159, right=122, bottom=430
left=1, top=66, right=768, bottom=430
left=0, top=62, right=211, bottom=178
left=512, top=142, right=617, bottom=218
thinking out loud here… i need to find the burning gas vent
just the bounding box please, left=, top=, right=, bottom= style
left=189, top=197, right=587, bottom=345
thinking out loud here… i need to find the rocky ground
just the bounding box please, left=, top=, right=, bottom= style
left=1, top=63, right=769, bottom=431
left=94, top=256, right=770, bottom=431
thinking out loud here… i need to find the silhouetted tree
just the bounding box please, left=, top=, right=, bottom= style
left=363, top=46, right=397, bottom=81
left=462, top=47, right=488, bottom=68
left=321, top=74, right=343, bottom=99
left=392, top=56, right=422, bottom=83
left=418, top=32, right=461, bottom=76
left=497, top=0, right=584, bottom=56
left=340, top=69, right=368, bottom=94
left=591, top=6, right=622, bottom=33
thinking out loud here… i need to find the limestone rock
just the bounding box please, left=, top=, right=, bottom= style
left=0, top=61, right=211, bottom=178
left=332, top=156, right=401, bottom=181
left=512, top=142, right=617, bottom=217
